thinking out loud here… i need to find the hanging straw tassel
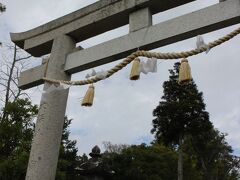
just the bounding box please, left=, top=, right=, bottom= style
left=178, top=58, right=192, bottom=85
left=130, top=57, right=141, bottom=80
left=81, top=84, right=95, bottom=107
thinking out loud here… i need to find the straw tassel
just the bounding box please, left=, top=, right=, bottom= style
left=130, top=57, right=140, bottom=80
left=81, top=84, right=95, bottom=106
left=178, top=58, right=192, bottom=85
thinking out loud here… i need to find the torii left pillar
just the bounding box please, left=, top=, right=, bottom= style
left=25, top=35, right=75, bottom=180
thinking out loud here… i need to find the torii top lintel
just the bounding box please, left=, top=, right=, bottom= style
left=10, top=0, right=195, bottom=57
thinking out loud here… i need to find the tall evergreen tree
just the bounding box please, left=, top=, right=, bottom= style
left=151, top=62, right=213, bottom=180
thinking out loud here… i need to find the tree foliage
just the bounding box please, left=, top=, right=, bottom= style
left=151, top=62, right=213, bottom=180
left=151, top=62, right=212, bottom=145
left=102, top=143, right=201, bottom=180
left=0, top=98, right=82, bottom=180
left=103, top=141, right=129, bottom=154
left=184, top=129, right=240, bottom=180
left=0, top=98, right=38, bottom=180
left=151, top=62, right=240, bottom=180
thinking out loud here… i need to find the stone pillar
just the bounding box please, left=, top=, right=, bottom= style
left=26, top=35, right=75, bottom=180
left=129, top=7, right=152, bottom=48
left=129, top=7, right=152, bottom=33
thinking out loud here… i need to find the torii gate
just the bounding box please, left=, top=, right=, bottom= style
left=10, top=0, right=240, bottom=179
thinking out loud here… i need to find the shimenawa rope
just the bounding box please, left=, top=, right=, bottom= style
left=42, top=27, right=240, bottom=86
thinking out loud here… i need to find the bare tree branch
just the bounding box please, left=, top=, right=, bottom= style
left=0, top=41, right=33, bottom=119
left=2, top=45, right=17, bottom=119
left=16, top=55, right=32, bottom=62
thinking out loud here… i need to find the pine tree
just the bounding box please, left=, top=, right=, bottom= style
left=151, top=62, right=213, bottom=180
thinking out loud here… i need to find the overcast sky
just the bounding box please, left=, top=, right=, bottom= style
left=0, top=0, right=240, bottom=156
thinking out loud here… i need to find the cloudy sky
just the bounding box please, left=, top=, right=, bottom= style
left=0, top=0, right=240, bottom=156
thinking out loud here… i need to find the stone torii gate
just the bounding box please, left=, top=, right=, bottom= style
left=10, top=0, right=240, bottom=179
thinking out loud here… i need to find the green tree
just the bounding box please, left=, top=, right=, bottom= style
left=184, top=129, right=240, bottom=180
left=103, top=143, right=201, bottom=180
left=0, top=98, right=81, bottom=180
left=0, top=98, right=38, bottom=180
left=151, top=62, right=213, bottom=180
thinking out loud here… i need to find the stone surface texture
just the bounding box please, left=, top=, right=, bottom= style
left=25, top=35, right=75, bottom=180
left=10, top=0, right=194, bottom=56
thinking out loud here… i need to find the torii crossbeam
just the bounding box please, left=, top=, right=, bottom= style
left=10, top=0, right=240, bottom=179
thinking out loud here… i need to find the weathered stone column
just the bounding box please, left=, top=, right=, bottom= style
left=129, top=7, right=152, bottom=46
left=26, top=35, right=75, bottom=180
left=129, top=7, right=152, bottom=33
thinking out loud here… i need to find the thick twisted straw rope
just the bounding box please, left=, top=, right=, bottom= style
left=43, top=27, right=240, bottom=86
